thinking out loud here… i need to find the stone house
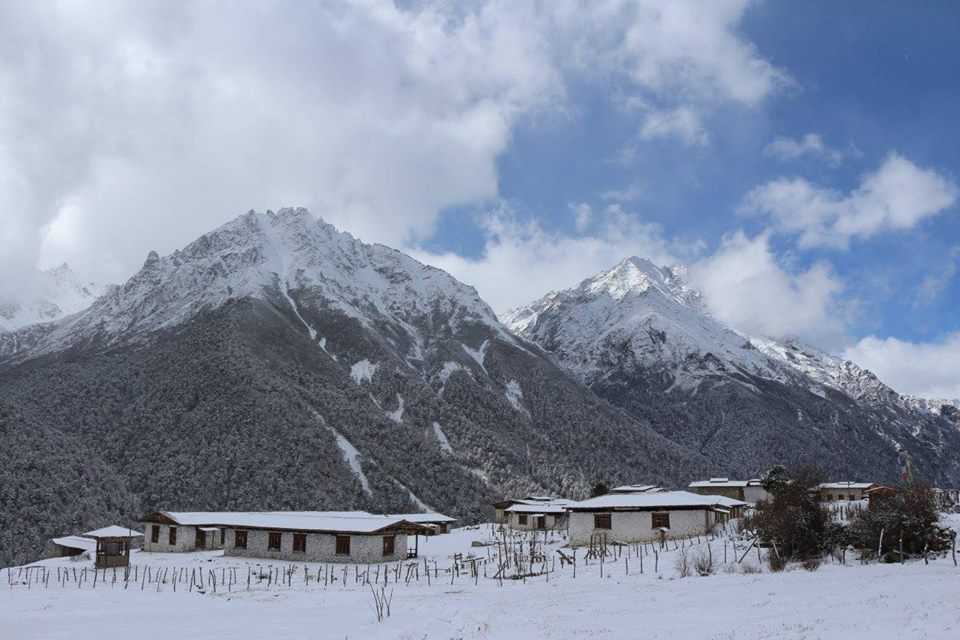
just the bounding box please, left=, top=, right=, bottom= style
left=141, top=511, right=434, bottom=563
left=566, top=491, right=736, bottom=546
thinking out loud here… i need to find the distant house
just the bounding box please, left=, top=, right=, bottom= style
left=47, top=535, right=97, bottom=559
left=47, top=525, right=143, bottom=568
left=689, top=478, right=771, bottom=503
left=388, top=512, right=456, bottom=535
left=141, top=511, right=434, bottom=562
left=817, top=482, right=877, bottom=502
left=493, top=495, right=563, bottom=525
left=503, top=498, right=574, bottom=531
left=566, top=491, right=739, bottom=546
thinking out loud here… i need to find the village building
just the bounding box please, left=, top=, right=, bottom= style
left=47, top=525, right=143, bottom=568
left=141, top=511, right=436, bottom=563
left=566, top=491, right=738, bottom=546
left=388, top=512, right=456, bottom=535
left=817, top=482, right=877, bottom=502
left=503, top=498, right=574, bottom=531
left=493, top=495, right=561, bottom=525
left=689, top=478, right=771, bottom=503
left=47, top=535, right=97, bottom=559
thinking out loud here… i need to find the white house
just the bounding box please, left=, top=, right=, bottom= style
left=817, top=482, right=876, bottom=502
left=141, top=511, right=434, bottom=563
left=388, top=512, right=456, bottom=535
left=504, top=498, right=574, bottom=531
left=566, top=491, right=737, bottom=546
left=689, top=478, right=771, bottom=504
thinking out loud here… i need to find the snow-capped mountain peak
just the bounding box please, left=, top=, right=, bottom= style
left=585, top=256, right=700, bottom=308
left=0, top=263, right=105, bottom=332
left=1, top=208, right=504, bottom=361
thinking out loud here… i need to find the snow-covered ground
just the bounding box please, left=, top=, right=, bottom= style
left=4, top=524, right=960, bottom=639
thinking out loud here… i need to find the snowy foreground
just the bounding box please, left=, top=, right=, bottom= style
left=4, top=524, right=960, bottom=640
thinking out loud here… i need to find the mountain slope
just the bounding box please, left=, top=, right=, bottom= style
left=506, top=257, right=960, bottom=486
left=0, top=210, right=709, bottom=566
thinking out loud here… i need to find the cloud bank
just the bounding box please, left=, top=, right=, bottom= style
left=0, top=0, right=783, bottom=293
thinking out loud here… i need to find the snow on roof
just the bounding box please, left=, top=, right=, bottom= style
left=388, top=512, right=456, bottom=524
left=51, top=536, right=97, bottom=553
left=568, top=491, right=735, bottom=511
left=710, top=496, right=750, bottom=508
left=82, top=525, right=143, bottom=538
left=148, top=511, right=425, bottom=533
left=609, top=485, right=662, bottom=494
left=818, top=482, right=876, bottom=490
left=689, top=479, right=750, bottom=488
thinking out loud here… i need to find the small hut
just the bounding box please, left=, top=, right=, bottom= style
left=82, top=525, right=143, bottom=569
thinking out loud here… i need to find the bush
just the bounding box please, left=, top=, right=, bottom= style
left=694, top=549, right=714, bottom=576
left=848, top=479, right=952, bottom=558
left=768, top=552, right=786, bottom=572
left=750, top=465, right=830, bottom=563
left=675, top=549, right=692, bottom=577
left=801, top=557, right=820, bottom=571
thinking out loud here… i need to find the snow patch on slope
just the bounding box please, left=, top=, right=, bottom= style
left=386, top=394, right=404, bottom=423
left=462, top=339, right=489, bottom=373
left=504, top=379, right=526, bottom=414
left=351, top=360, right=378, bottom=384
left=431, top=421, right=453, bottom=454
left=313, top=411, right=372, bottom=496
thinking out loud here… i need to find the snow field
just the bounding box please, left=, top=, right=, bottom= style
left=3, top=524, right=960, bottom=639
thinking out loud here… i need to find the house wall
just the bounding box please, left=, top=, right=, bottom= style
left=141, top=523, right=201, bottom=552
left=223, top=528, right=408, bottom=564
left=568, top=509, right=710, bottom=546
left=506, top=512, right=566, bottom=531
left=743, top=486, right=771, bottom=504
left=819, top=488, right=868, bottom=502
left=691, top=486, right=745, bottom=500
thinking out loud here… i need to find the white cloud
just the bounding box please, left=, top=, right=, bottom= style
left=0, top=0, right=785, bottom=298
left=689, top=231, right=847, bottom=344
left=763, top=133, right=849, bottom=166
left=413, top=203, right=697, bottom=314
left=639, top=107, right=709, bottom=147
left=844, top=334, right=960, bottom=400
left=916, top=246, right=960, bottom=307
left=571, top=202, right=594, bottom=232
left=741, top=153, right=958, bottom=249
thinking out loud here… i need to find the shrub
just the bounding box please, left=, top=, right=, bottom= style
left=801, top=557, right=820, bottom=571
left=675, top=549, right=692, bottom=578
left=739, top=561, right=761, bottom=574
left=694, top=550, right=714, bottom=576
left=750, top=465, right=830, bottom=563
left=848, top=479, right=950, bottom=559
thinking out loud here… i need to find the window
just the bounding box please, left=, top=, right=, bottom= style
left=151, top=525, right=159, bottom=544
left=268, top=532, right=282, bottom=551
left=518, top=514, right=528, bottom=525
left=594, top=513, right=612, bottom=530
left=293, top=533, right=306, bottom=553
left=651, top=512, right=670, bottom=529
left=235, top=530, right=248, bottom=549
left=335, top=535, right=351, bottom=556
left=220, top=528, right=226, bottom=545
left=382, top=535, right=395, bottom=557
left=169, top=527, right=177, bottom=545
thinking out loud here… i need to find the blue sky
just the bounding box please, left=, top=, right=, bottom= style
left=1, top=1, right=958, bottom=397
